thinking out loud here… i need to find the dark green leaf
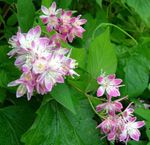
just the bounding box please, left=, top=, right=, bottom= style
left=51, top=83, right=76, bottom=114
left=96, top=0, right=102, bottom=8
left=22, top=90, right=100, bottom=145
left=17, top=0, right=35, bottom=32
left=0, top=105, right=35, bottom=145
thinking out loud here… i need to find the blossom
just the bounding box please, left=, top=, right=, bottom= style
left=96, top=73, right=145, bottom=144
left=120, top=119, right=145, bottom=142
left=8, top=72, right=35, bottom=100
left=40, top=2, right=61, bottom=32
left=40, top=2, right=87, bottom=42
left=8, top=25, right=79, bottom=100
left=97, top=74, right=122, bottom=97
left=96, top=101, right=123, bottom=116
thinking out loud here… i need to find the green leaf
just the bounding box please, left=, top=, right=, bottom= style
left=0, top=88, right=6, bottom=103
left=128, top=141, right=148, bottom=145
left=7, top=13, right=17, bottom=26
left=42, top=0, right=53, bottom=7
left=22, top=90, right=100, bottom=145
left=135, top=108, right=150, bottom=121
left=71, top=48, right=86, bottom=69
left=0, top=0, right=16, bottom=4
left=135, top=108, right=150, bottom=141
left=0, top=105, right=35, bottom=145
left=17, top=0, right=35, bottom=32
left=58, top=0, right=72, bottom=8
left=50, top=83, right=76, bottom=114
left=125, top=0, right=150, bottom=25
left=96, top=0, right=103, bottom=8
left=87, top=27, right=117, bottom=78
left=125, top=55, right=149, bottom=98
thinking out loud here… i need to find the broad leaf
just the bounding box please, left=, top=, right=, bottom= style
left=17, top=0, right=35, bottom=32
left=22, top=90, right=100, bottom=145
left=87, top=27, right=117, bottom=78
left=125, top=0, right=150, bottom=25
left=51, top=83, right=76, bottom=114
left=125, top=55, right=149, bottom=98
left=0, top=105, right=35, bottom=145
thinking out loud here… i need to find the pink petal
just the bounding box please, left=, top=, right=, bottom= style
left=106, top=87, right=120, bottom=97
left=108, top=74, right=115, bottom=80
left=79, top=19, right=87, bottom=25
left=41, top=6, right=49, bottom=15
left=66, top=11, right=72, bottom=16
left=114, top=101, right=123, bottom=111
left=56, top=76, right=64, bottom=83
left=113, top=79, right=122, bottom=85
left=40, top=15, right=49, bottom=24
left=97, top=76, right=104, bottom=84
left=133, top=121, right=145, bottom=128
left=16, top=85, right=26, bottom=98
left=108, top=131, right=115, bottom=141
left=96, top=103, right=106, bottom=112
left=45, top=79, right=53, bottom=92
left=7, top=81, right=18, bottom=87
left=97, top=86, right=105, bottom=97
left=33, top=25, right=41, bottom=37
left=120, top=130, right=127, bottom=141
left=129, top=129, right=140, bottom=141
left=50, top=2, right=56, bottom=12
left=46, top=24, right=53, bottom=32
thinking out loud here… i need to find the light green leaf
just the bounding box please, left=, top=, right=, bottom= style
left=87, top=27, right=117, bottom=78
left=21, top=90, right=100, bottom=145
left=17, top=0, right=35, bottom=32
left=71, top=48, right=86, bottom=69
left=125, top=0, right=150, bottom=25
left=135, top=108, right=150, bottom=121
left=42, top=0, right=53, bottom=7
left=125, top=55, right=149, bottom=98
left=50, top=83, right=76, bottom=114
left=0, top=105, right=35, bottom=145
left=96, top=0, right=103, bottom=8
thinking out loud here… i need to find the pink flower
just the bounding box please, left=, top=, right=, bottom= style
left=120, top=119, right=145, bottom=142
left=40, top=2, right=61, bottom=32
left=96, top=101, right=123, bottom=116
left=40, top=3, right=87, bottom=42
left=97, top=74, right=122, bottom=97
left=122, top=107, right=135, bottom=122
left=8, top=72, right=35, bottom=100
left=8, top=25, right=79, bottom=100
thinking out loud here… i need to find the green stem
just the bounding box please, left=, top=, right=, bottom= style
left=92, top=22, right=138, bottom=45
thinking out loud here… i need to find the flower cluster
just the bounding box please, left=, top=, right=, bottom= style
left=96, top=73, right=145, bottom=144
left=8, top=2, right=86, bottom=100
left=40, top=2, right=87, bottom=42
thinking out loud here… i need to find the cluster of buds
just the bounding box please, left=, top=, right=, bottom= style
left=96, top=73, right=145, bottom=144
left=40, top=2, right=87, bottom=43
left=8, top=2, right=87, bottom=100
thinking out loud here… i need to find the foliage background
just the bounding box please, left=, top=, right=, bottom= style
left=0, top=0, right=150, bottom=145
